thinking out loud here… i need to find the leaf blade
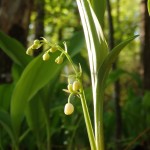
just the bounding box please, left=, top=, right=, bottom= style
left=77, top=0, right=108, bottom=71
left=10, top=32, right=84, bottom=133
left=0, top=109, right=17, bottom=144
left=91, top=0, right=106, bottom=27
left=98, top=35, right=139, bottom=88
left=0, top=31, right=31, bottom=67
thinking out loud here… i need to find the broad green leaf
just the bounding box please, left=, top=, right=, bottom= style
left=91, top=0, right=106, bottom=27
left=0, top=109, right=17, bottom=144
left=25, top=95, right=45, bottom=131
left=76, top=0, right=108, bottom=72
left=148, top=0, right=150, bottom=15
left=76, top=1, right=108, bottom=148
left=0, top=31, right=31, bottom=67
left=98, top=35, right=139, bottom=89
left=94, top=35, right=138, bottom=149
left=12, top=63, right=24, bottom=83
left=11, top=32, right=84, bottom=133
left=0, top=84, right=13, bottom=110
left=25, top=94, right=46, bottom=143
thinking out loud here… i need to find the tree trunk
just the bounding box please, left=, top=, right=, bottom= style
left=35, top=0, right=45, bottom=39
left=0, top=0, right=34, bottom=83
left=0, top=0, right=34, bottom=46
left=106, top=0, right=122, bottom=149
left=34, top=0, right=45, bottom=55
left=140, top=0, right=150, bottom=91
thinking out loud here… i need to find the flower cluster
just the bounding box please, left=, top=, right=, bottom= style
left=26, top=39, right=46, bottom=56
left=26, top=38, right=64, bottom=64
left=26, top=38, right=82, bottom=116
left=64, top=79, right=81, bottom=115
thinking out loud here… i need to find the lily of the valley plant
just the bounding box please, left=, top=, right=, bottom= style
left=26, top=0, right=138, bottom=150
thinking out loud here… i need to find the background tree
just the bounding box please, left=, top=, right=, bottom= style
left=35, top=0, right=45, bottom=40
left=0, top=0, right=34, bottom=83
left=106, top=0, right=122, bottom=149
left=140, top=0, right=150, bottom=91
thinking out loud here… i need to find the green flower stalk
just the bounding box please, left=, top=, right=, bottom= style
left=26, top=1, right=138, bottom=149
left=26, top=40, right=97, bottom=149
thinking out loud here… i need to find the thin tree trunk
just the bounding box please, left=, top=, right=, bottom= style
left=0, top=0, right=34, bottom=83
left=106, top=0, right=122, bottom=149
left=140, top=0, right=150, bottom=91
left=34, top=0, right=45, bottom=55
left=35, top=0, right=45, bottom=39
left=0, top=0, right=34, bottom=46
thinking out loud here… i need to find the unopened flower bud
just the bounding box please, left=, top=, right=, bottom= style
left=67, top=84, right=73, bottom=93
left=64, top=103, right=74, bottom=115
left=41, top=37, right=48, bottom=43
left=34, top=40, right=40, bottom=45
left=32, top=44, right=40, bottom=49
left=73, top=80, right=81, bottom=91
left=26, top=47, right=33, bottom=56
left=55, top=56, right=63, bottom=64
left=50, top=46, right=57, bottom=53
left=43, top=53, right=50, bottom=61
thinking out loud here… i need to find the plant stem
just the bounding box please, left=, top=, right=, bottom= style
left=59, top=45, right=96, bottom=149
left=95, top=85, right=105, bottom=150
left=79, top=82, right=96, bottom=150
left=57, top=46, right=78, bottom=75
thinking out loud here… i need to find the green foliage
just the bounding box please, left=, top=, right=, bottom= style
left=76, top=0, right=138, bottom=149
left=77, top=0, right=108, bottom=70
left=0, top=31, right=31, bottom=67
left=143, top=91, right=150, bottom=109
left=0, top=31, right=85, bottom=149
left=98, top=35, right=138, bottom=88
left=107, top=69, right=142, bottom=88
left=0, top=0, right=149, bottom=149
left=0, top=84, right=13, bottom=110
left=11, top=52, right=61, bottom=133
left=91, top=0, right=106, bottom=27
left=43, top=0, right=80, bottom=42
left=0, top=109, right=17, bottom=145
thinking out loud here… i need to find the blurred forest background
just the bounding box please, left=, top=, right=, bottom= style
left=0, top=0, right=150, bottom=150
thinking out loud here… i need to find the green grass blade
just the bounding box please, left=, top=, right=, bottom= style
left=0, top=31, right=32, bottom=67
left=10, top=32, right=84, bottom=134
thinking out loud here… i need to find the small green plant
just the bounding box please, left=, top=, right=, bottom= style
left=26, top=31, right=137, bottom=150
left=0, top=0, right=140, bottom=149
left=26, top=0, right=138, bottom=150
left=0, top=30, right=85, bottom=150
left=26, top=39, right=97, bottom=149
